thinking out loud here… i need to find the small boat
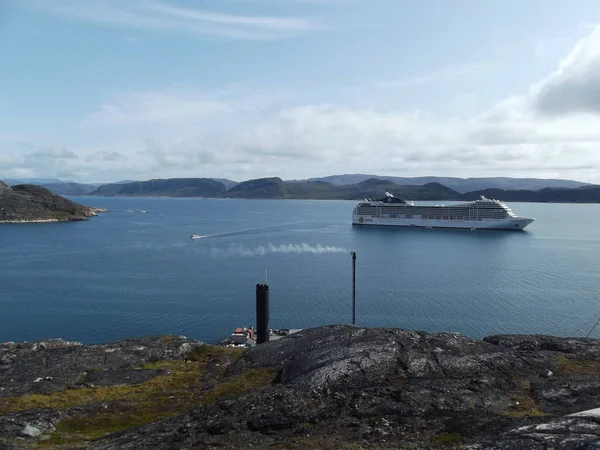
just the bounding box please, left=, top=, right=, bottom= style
left=190, top=234, right=202, bottom=240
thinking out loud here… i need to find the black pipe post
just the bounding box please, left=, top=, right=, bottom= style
left=256, top=283, right=270, bottom=344
left=352, top=252, right=356, bottom=325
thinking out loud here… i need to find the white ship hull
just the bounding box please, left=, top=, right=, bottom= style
left=352, top=193, right=534, bottom=230
left=352, top=215, right=533, bottom=230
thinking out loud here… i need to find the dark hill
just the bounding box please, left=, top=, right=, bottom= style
left=284, top=180, right=339, bottom=199
left=463, top=188, right=540, bottom=202
left=0, top=181, right=101, bottom=223
left=464, top=185, right=600, bottom=202
left=222, top=177, right=286, bottom=199
left=332, top=178, right=458, bottom=200
left=225, top=178, right=464, bottom=200
left=211, top=178, right=238, bottom=190
left=538, top=185, right=600, bottom=202
left=90, top=178, right=227, bottom=197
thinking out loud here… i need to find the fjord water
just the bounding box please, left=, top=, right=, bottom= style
left=1, top=198, right=600, bottom=344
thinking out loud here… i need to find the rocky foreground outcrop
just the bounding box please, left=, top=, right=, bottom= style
left=2, top=326, right=600, bottom=449
left=0, top=181, right=104, bottom=223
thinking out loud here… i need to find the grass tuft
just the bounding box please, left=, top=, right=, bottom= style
left=502, top=380, right=548, bottom=418
left=555, top=356, right=600, bottom=375
left=434, top=432, right=464, bottom=447
left=185, top=344, right=245, bottom=362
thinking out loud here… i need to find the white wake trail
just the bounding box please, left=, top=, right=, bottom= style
left=207, top=243, right=347, bottom=258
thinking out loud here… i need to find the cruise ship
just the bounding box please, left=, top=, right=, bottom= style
left=352, top=193, right=534, bottom=230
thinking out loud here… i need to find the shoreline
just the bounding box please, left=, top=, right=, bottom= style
left=0, top=218, right=60, bottom=224
left=0, top=207, right=107, bottom=224
left=67, top=194, right=600, bottom=204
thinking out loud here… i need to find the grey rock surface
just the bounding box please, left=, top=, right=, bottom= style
left=0, top=335, right=201, bottom=397
left=2, top=326, right=600, bottom=449
left=466, top=410, right=600, bottom=449
left=0, top=409, right=64, bottom=439
left=92, top=325, right=600, bottom=449
left=19, top=424, right=42, bottom=437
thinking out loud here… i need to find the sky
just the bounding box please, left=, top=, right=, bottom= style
left=2, top=0, right=600, bottom=183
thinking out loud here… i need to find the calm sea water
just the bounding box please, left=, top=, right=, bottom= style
left=1, top=198, right=600, bottom=344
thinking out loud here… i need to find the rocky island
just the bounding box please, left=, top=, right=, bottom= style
left=0, top=181, right=105, bottom=223
left=1, top=325, right=600, bottom=449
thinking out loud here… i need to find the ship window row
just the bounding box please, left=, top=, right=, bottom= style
left=375, top=208, right=508, bottom=218
left=357, top=207, right=508, bottom=219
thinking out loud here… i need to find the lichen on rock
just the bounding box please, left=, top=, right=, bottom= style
left=2, top=326, right=600, bottom=449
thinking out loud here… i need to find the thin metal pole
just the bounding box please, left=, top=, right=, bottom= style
left=586, top=314, right=600, bottom=338
left=352, top=251, right=356, bottom=325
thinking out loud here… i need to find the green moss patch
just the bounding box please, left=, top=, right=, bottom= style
left=0, top=345, right=277, bottom=446
left=555, top=356, right=600, bottom=375
left=434, top=432, right=464, bottom=447
left=186, top=343, right=245, bottom=362
left=502, top=380, right=548, bottom=418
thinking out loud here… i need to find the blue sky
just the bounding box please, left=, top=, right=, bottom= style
left=2, top=0, right=600, bottom=182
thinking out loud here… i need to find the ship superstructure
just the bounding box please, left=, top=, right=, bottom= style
left=352, top=193, right=534, bottom=230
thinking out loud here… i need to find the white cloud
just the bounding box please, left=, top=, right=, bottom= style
left=84, top=91, right=233, bottom=126
left=5, top=25, right=600, bottom=183
left=23, top=0, right=321, bottom=40
left=150, top=3, right=316, bottom=31
left=535, top=26, right=600, bottom=115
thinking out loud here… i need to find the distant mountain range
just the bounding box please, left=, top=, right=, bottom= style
left=221, top=178, right=600, bottom=203
left=6, top=174, right=587, bottom=195
left=300, top=174, right=589, bottom=193
left=91, top=178, right=227, bottom=197
left=5, top=178, right=74, bottom=186
left=462, top=185, right=600, bottom=203
left=6, top=174, right=600, bottom=203
left=41, top=182, right=100, bottom=196
left=221, top=178, right=463, bottom=200
left=52, top=176, right=600, bottom=203
left=3, top=178, right=238, bottom=196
